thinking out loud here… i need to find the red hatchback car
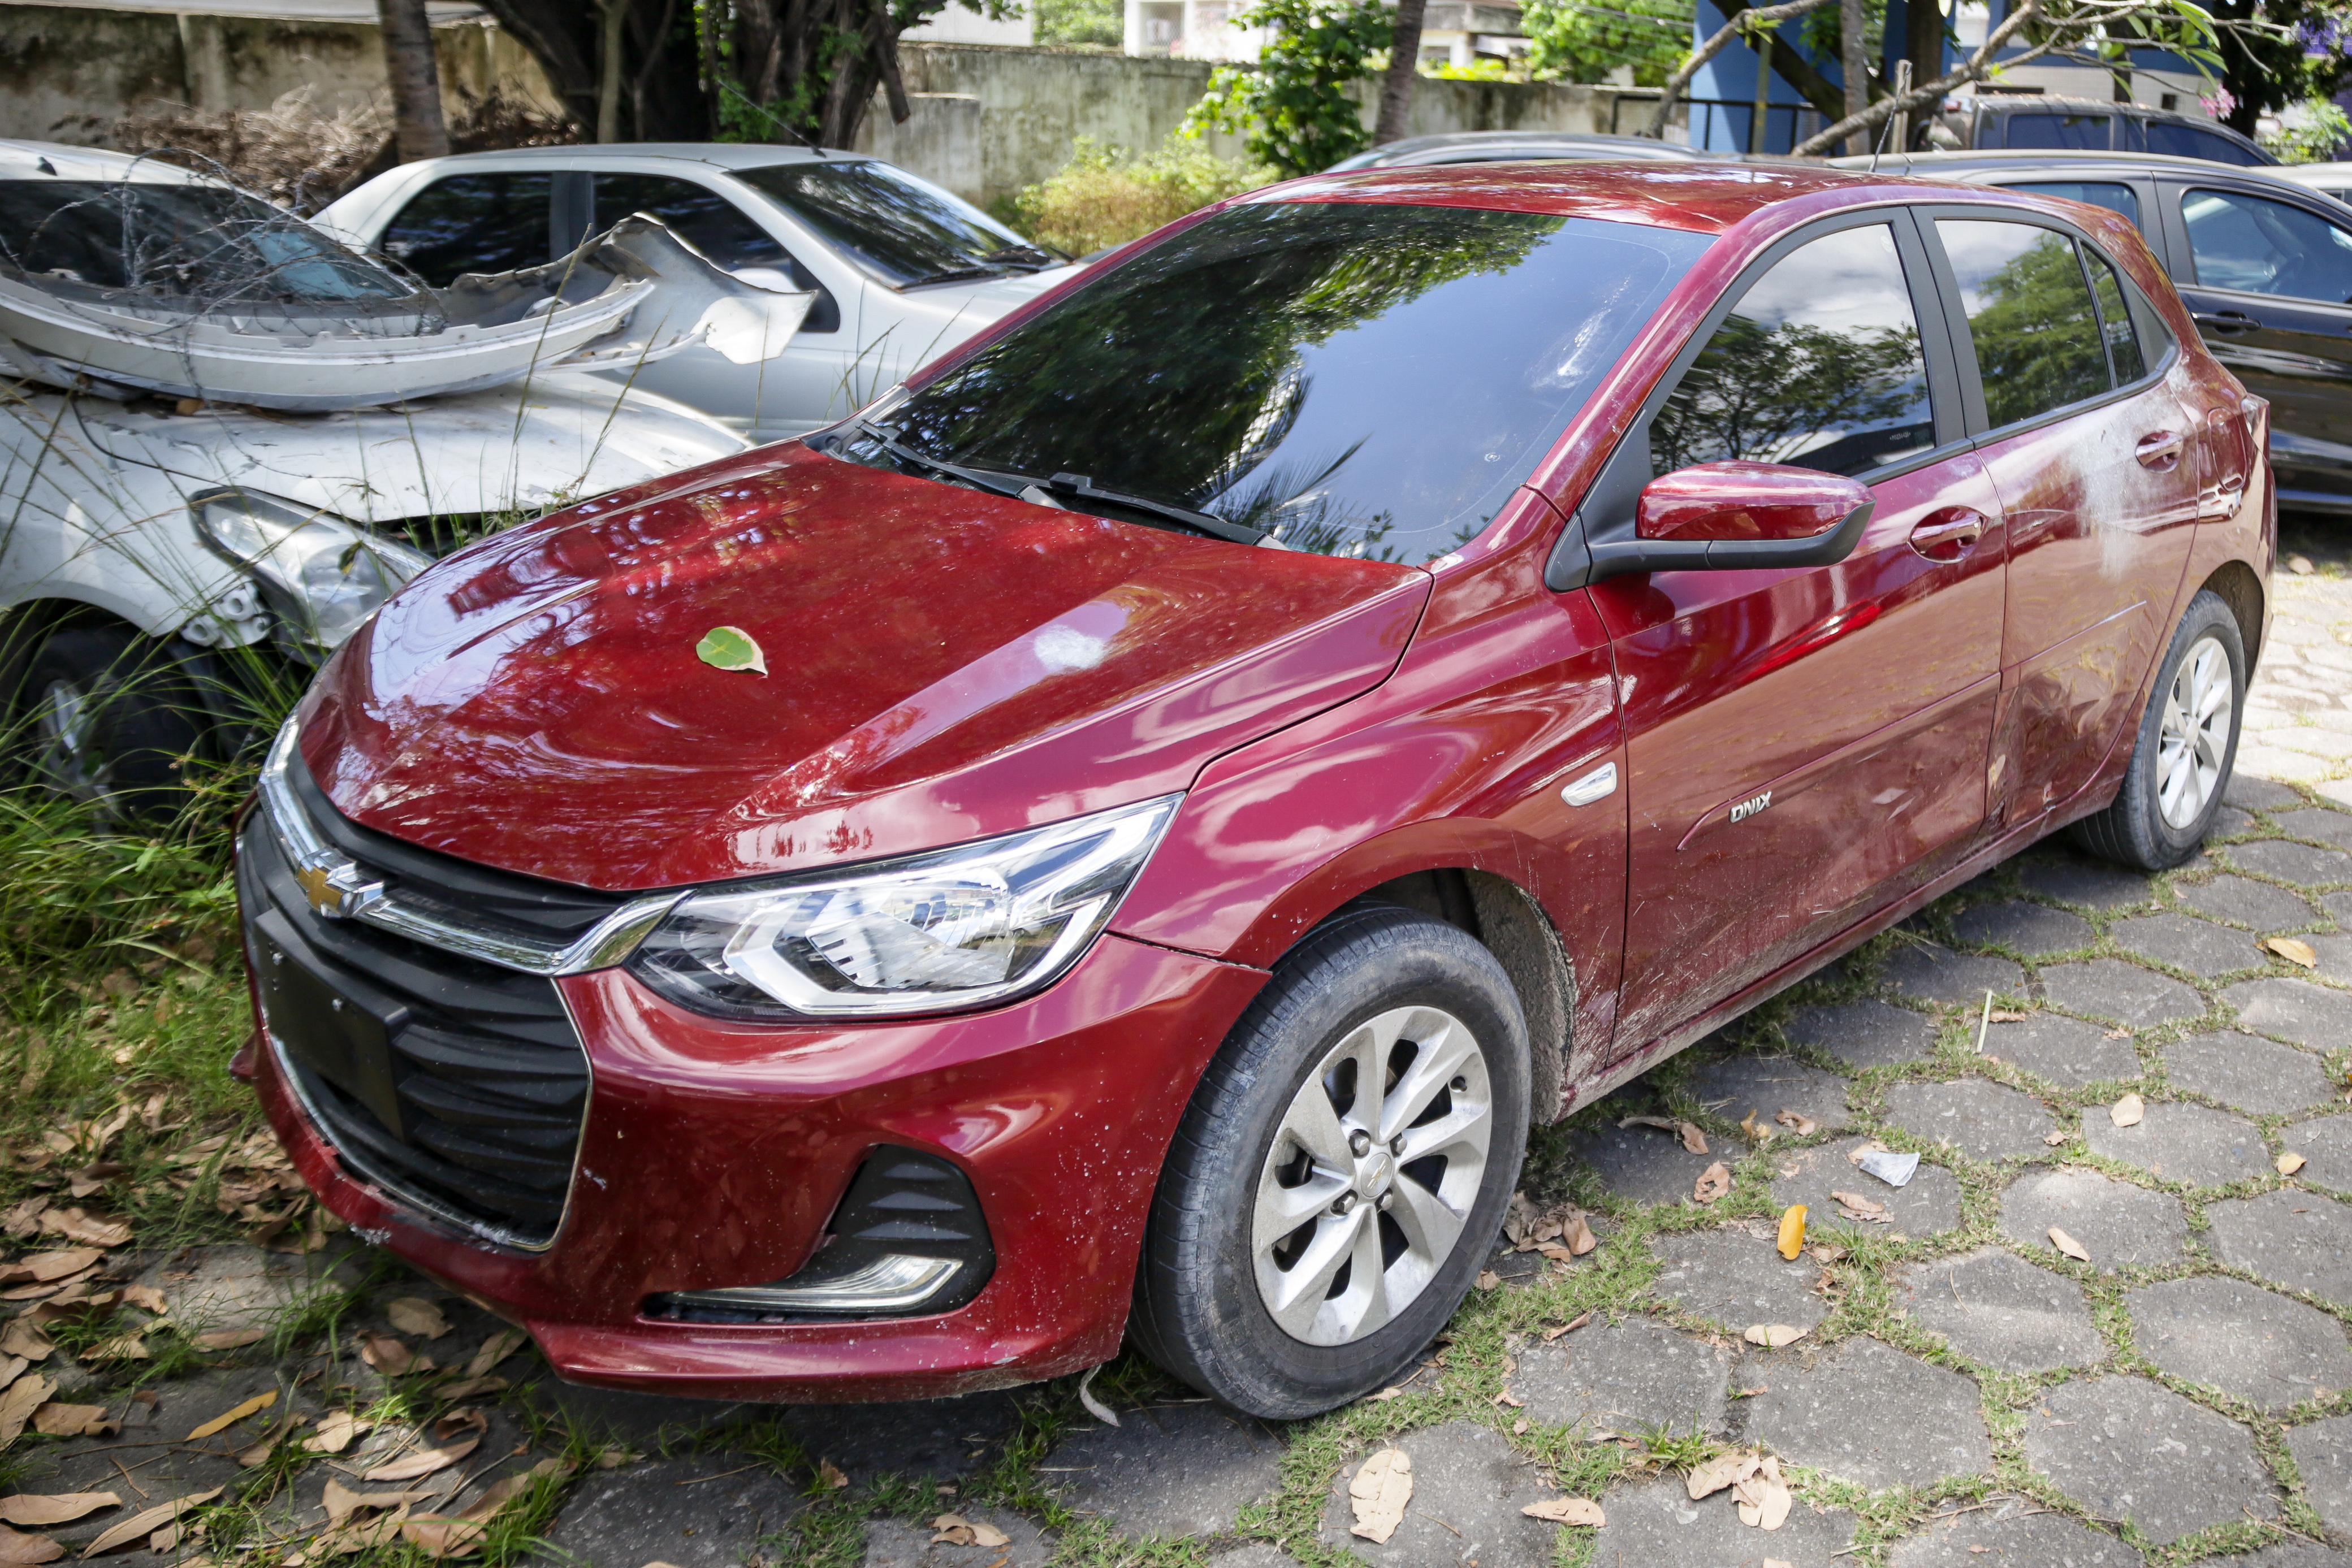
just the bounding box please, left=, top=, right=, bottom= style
left=238, top=164, right=2270, bottom=1419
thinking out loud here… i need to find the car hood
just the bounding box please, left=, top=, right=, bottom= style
left=297, top=441, right=1430, bottom=891
left=891, top=265, right=1075, bottom=330
left=75, top=374, right=746, bottom=525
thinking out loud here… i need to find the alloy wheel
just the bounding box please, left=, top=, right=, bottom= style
left=2156, top=633, right=2233, bottom=830
left=29, top=675, right=112, bottom=808
left=1251, top=1004, right=1493, bottom=1346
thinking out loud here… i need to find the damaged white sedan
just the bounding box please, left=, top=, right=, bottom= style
left=0, top=142, right=806, bottom=812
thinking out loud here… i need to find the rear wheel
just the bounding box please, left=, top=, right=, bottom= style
left=2072, top=589, right=2245, bottom=870
left=8, top=620, right=207, bottom=822
left=1129, top=905, right=1529, bottom=1418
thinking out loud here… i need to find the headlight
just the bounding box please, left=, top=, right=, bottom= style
left=630, top=795, right=1181, bottom=1019
left=192, top=490, right=432, bottom=652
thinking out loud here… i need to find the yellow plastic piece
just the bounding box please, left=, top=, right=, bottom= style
left=1776, top=1203, right=1808, bottom=1261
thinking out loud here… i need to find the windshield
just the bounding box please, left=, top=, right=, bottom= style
left=840, top=201, right=1710, bottom=562
left=0, top=180, right=410, bottom=304
left=734, top=161, right=1048, bottom=289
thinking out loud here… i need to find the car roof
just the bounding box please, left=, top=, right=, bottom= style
left=1829, top=149, right=2299, bottom=185
left=0, top=140, right=211, bottom=185
left=392, top=144, right=854, bottom=173
left=2272, top=163, right=2352, bottom=182
left=1369, top=131, right=1697, bottom=156
left=1252, top=158, right=2099, bottom=233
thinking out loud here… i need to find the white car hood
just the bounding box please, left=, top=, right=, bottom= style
left=71, top=373, right=746, bottom=523
left=892, top=265, right=1075, bottom=335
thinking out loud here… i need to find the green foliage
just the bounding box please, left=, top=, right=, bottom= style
left=1426, top=57, right=1521, bottom=80
left=2263, top=94, right=2352, bottom=163
left=1182, top=0, right=1392, bottom=177
left=1010, top=136, right=1272, bottom=255
left=1521, top=0, right=1693, bottom=86
left=1036, top=0, right=1125, bottom=47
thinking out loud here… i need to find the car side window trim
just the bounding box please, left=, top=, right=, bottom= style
left=1543, top=205, right=1964, bottom=592
left=1913, top=204, right=2180, bottom=445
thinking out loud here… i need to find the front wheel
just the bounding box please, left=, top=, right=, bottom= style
left=2072, top=589, right=2246, bottom=871
left=7, top=618, right=208, bottom=822
left=1129, top=905, right=1529, bottom=1419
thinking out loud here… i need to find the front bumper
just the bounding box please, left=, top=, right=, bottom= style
left=254, top=932, right=1265, bottom=1402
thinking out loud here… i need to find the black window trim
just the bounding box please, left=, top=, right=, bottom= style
left=2167, top=176, right=2352, bottom=314
left=1913, top=203, right=2180, bottom=447
left=1545, top=203, right=1966, bottom=591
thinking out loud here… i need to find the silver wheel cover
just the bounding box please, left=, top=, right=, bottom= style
left=2157, top=633, right=2233, bottom=831
left=1251, top=1004, right=1493, bottom=1346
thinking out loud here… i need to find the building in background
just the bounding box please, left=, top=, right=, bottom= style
left=1123, top=0, right=1524, bottom=68
left=907, top=0, right=1035, bottom=46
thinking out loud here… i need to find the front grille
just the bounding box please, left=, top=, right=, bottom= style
left=239, top=763, right=628, bottom=1248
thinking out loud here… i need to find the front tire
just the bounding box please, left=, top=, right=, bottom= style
left=1129, top=905, right=1529, bottom=1419
left=7, top=619, right=207, bottom=822
left=2072, top=589, right=2245, bottom=871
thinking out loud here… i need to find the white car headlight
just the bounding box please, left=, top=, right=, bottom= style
left=192, top=489, right=433, bottom=652
left=630, top=795, right=1181, bottom=1019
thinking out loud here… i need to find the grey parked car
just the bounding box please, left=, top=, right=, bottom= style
left=1922, top=96, right=2270, bottom=164
left=1850, top=149, right=2346, bottom=511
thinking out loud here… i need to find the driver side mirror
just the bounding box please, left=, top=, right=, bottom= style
left=1584, top=461, right=1876, bottom=583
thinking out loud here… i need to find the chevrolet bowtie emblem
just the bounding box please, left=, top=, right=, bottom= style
left=293, top=854, right=383, bottom=921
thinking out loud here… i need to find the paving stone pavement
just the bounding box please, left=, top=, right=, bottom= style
left=33, top=546, right=2352, bottom=1568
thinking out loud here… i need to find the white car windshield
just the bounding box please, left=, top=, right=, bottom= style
left=734, top=160, right=1056, bottom=289
left=0, top=179, right=412, bottom=305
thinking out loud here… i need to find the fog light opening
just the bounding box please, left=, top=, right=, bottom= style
left=644, top=1146, right=994, bottom=1324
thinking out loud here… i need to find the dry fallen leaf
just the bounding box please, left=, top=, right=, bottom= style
left=2264, top=937, right=2320, bottom=969
left=818, top=1459, right=849, bottom=1491
left=357, top=1333, right=412, bottom=1377
left=2110, top=1093, right=2145, bottom=1129
left=2049, top=1227, right=2091, bottom=1263
left=397, top=1515, right=483, bottom=1561
left=1736, top=1475, right=1794, bottom=1531
left=1693, top=1162, right=1732, bottom=1205
left=1476, top=1270, right=1501, bottom=1291
left=1543, top=1312, right=1593, bottom=1343
left=191, top=1328, right=264, bottom=1353
left=1828, top=1190, right=1889, bottom=1223
left=1740, top=1110, right=1772, bottom=1145
left=1677, top=1121, right=1710, bottom=1155
left=0, top=1252, right=97, bottom=1289
left=1685, top=1450, right=1761, bottom=1501
left=0, top=1323, right=49, bottom=1362
left=1744, top=1324, right=1808, bottom=1349
left=1988, top=1008, right=2030, bottom=1023
left=384, top=1300, right=449, bottom=1340
left=322, top=1480, right=432, bottom=1530
left=1564, top=1210, right=1597, bottom=1256
left=0, top=1497, right=114, bottom=1529
left=928, top=1513, right=1011, bottom=1548
left=36, top=1212, right=128, bottom=1250
left=29, top=1407, right=109, bottom=1440
left=1776, top=1205, right=1808, bottom=1261
left=306, top=1410, right=370, bottom=1456
left=462, top=1331, right=522, bottom=1380
left=0, top=1528, right=58, bottom=1566
left=360, top=1437, right=479, bottom=1483
left=0, top=1376, right=53, bottom=1449
left=2043, top=1130, right=2070, bottom=1147
left=1773, top=1109, right=1819, bottom=1136
left=187, top=1389, right=275, bottom=1441
left=80, top=1488, right=217, bottom=1557
left=116, top=1287, right=165, bottom=1317
left=1522, top=1497, right=1605, bottom=1526
left=2281, top=1151, right=2310, bottom=1176
left=1348, top=1449, right=1413, bottom=1544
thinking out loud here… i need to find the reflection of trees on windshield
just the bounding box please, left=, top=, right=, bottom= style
left=859, top=203, right=1707, bottom=564
left=1651, top=316, right=1930, bottom=478
left=1941, top=224, right=2111, bottom=430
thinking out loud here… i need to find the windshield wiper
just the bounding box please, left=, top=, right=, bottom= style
left=1027, top=472, right=1269, bottom=547
left=899, top=262, right=1014, bottom=288
left=981, top=243, right=1063, bottom=270
left=850, top=418, right=1027, bottom=499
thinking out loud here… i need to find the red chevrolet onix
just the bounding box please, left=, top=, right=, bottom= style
left=239, top=164, right=2269, bottom=1419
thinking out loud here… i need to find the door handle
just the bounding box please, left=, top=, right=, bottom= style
left=2192, top=309, right=2262, bottom=337
left=1908, top=507, right=1987, bottom=562
left=2136, top=429, right=2186, bottom=470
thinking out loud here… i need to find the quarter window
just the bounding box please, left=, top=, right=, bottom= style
left=2085, top=249, right=2147, bottom=383
left=1650, top=223, right=1934, bottom=480
left=378, top=174, right=551, bottom=287
left=1937, top=219, right=2109, bottom=428
left=2182, top=188, right=2352, bottom=304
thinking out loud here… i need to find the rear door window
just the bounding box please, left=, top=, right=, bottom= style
left=1651, top=222, right=1935, bottom=478
left=2182, top=187, right=2352, bottom=303
left=378, top=173, right=551, bottom=287
left=1937, top=219, right=2112, bottom=427
left=2002, top=111, right=2113, bottom=150
left=2003, top=180, right=2142, bottom=231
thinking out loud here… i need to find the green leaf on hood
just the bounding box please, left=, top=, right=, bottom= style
left=695, top=626, right=768, bottom=676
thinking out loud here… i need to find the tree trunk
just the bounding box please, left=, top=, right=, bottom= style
left=1839, top=0, right=1866, bottom=155
left=1374, top=0, right=1429, bottom=146
left=375, top=0, right=450, bottom=162
left=1902, top=0, right=1940, bottom=151
left=596, top=0, right=628, bottom=141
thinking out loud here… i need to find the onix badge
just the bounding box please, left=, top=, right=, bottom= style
left=1728, top=790, right=1774, bottom=824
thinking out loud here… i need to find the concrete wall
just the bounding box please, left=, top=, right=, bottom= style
left=0, top=4, right=559, bottom=141
left=871, top=42, right=1662, bottom=207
